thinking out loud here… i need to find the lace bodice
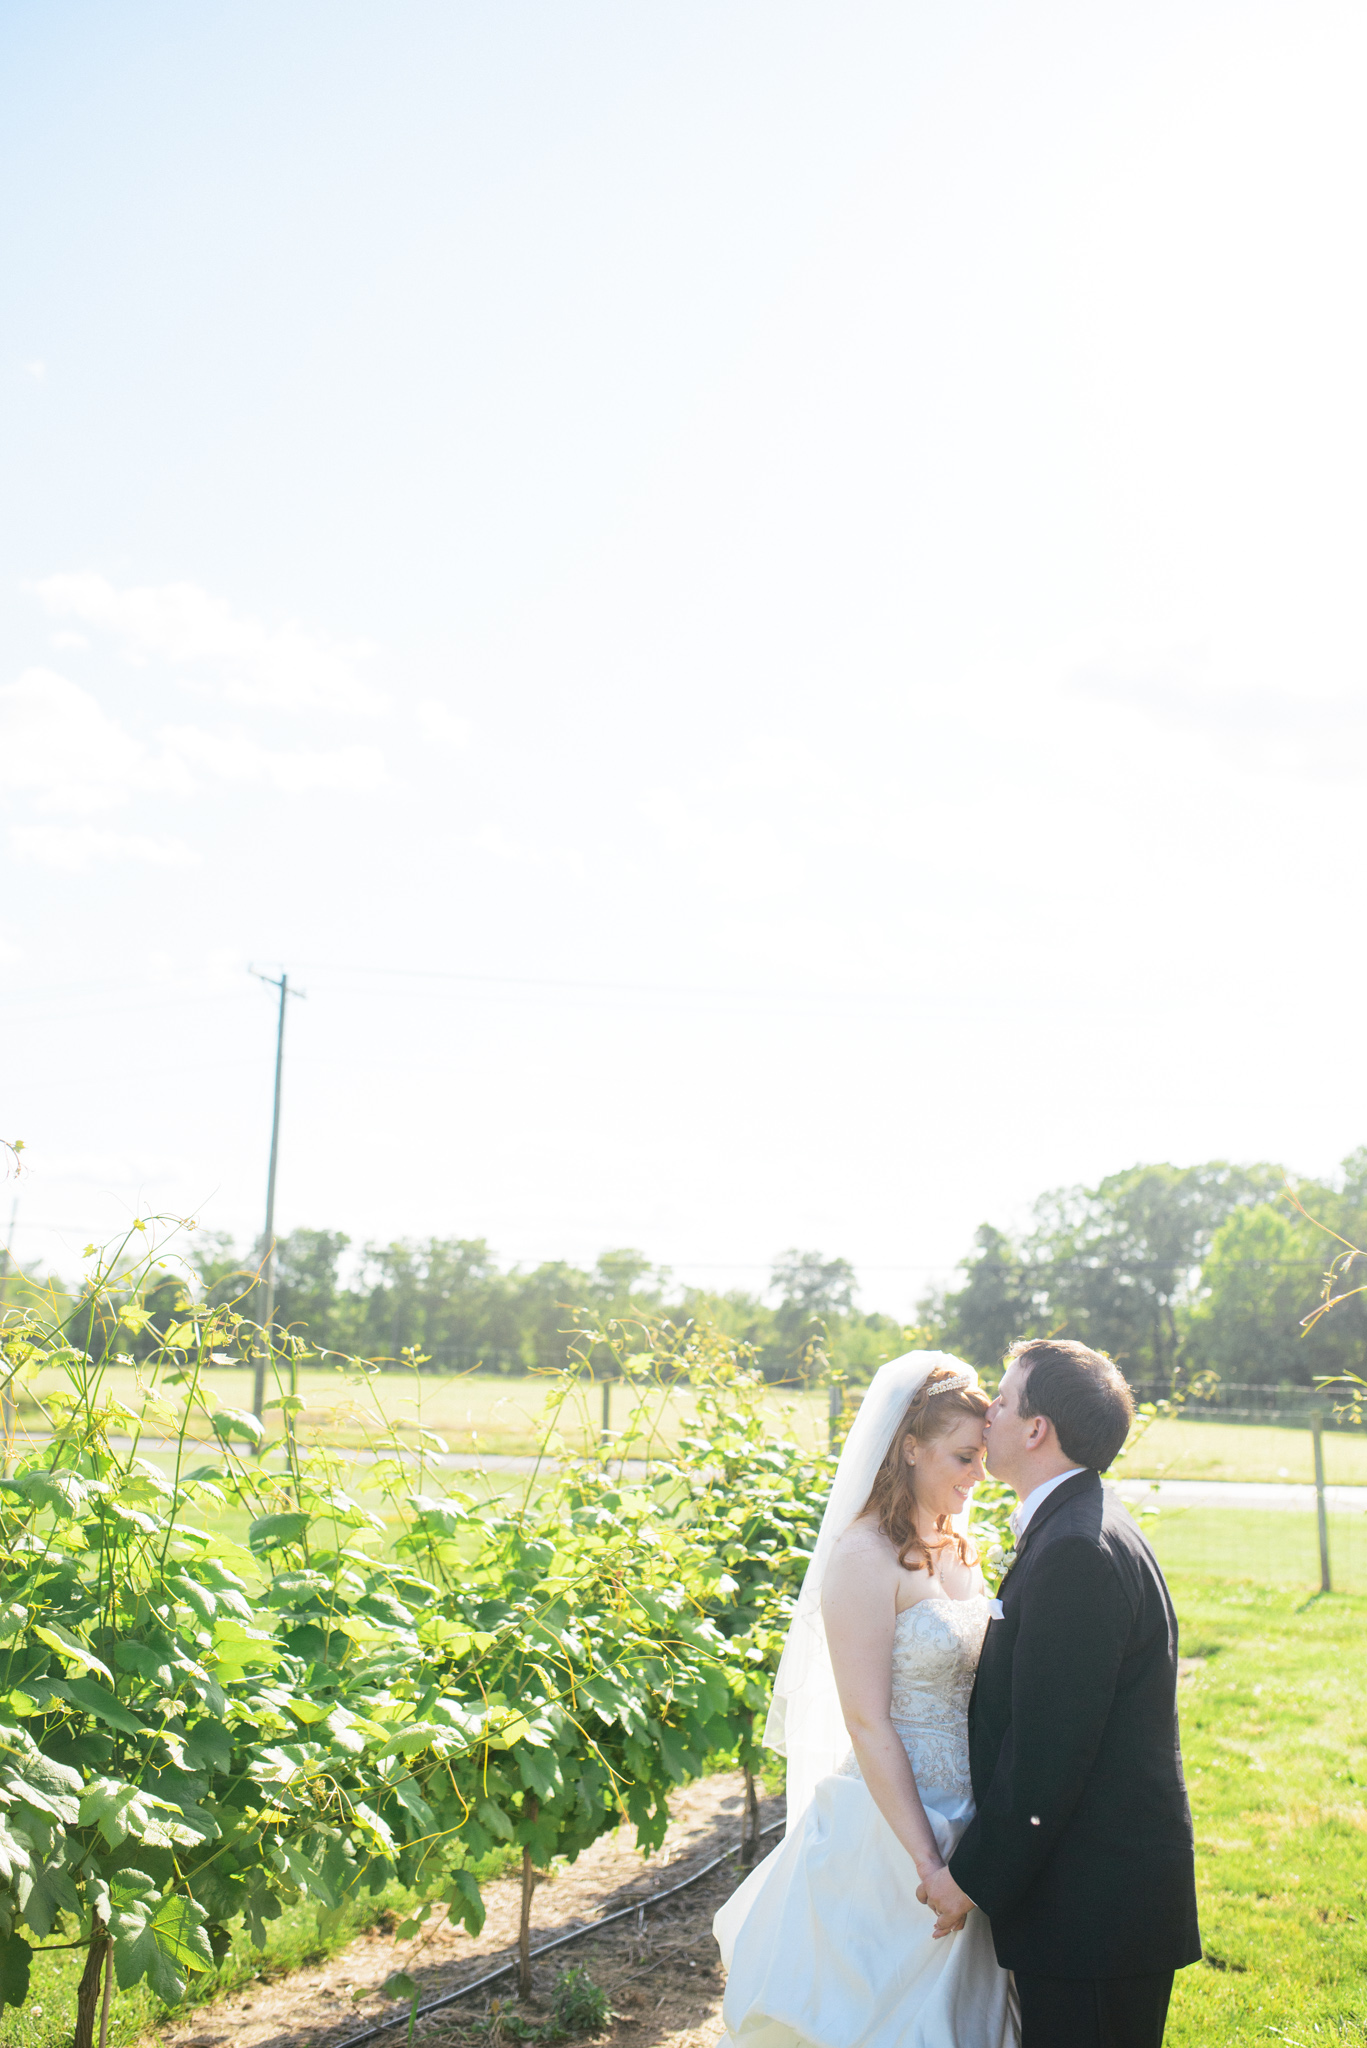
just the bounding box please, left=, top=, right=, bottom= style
left=838, top=1595, right=990, bottom=1804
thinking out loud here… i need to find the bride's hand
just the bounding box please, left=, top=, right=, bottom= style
left=916, top=1866, right=975, bottom=1936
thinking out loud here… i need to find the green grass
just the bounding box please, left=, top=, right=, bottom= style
left=1146, top=1508, right=1367, bottom=1596
left=1164, top=1574, right=1367, bottom=2046
left=1119, top=1416, right=1367, bottom=1486
left=15, top=1363, right=828, bottom=1462
left=11, top=1875, right=412, bottom=2048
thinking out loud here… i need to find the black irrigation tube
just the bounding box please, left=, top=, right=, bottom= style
left=333, top=1817, right=786, bottom=2048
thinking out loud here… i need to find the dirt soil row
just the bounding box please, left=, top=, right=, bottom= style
left=160, top=1774, right=785, bottom=2048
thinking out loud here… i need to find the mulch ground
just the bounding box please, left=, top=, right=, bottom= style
left=159, top=1773, right=785, bottom=2048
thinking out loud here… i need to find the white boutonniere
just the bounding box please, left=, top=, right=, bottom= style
left=985, top=1539, right=1017, bottom=1588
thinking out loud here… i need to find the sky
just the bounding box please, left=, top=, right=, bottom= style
left=3, top=0, right=1366, bottom=1313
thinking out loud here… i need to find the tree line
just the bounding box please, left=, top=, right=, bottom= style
left=68, top=1148, right=1366, bottom=1392
left=183, top=1234, right=910, bottom=1384
left=918, top=1150, right=1367, bottom=1390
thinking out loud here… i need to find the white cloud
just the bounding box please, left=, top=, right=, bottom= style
left=35, top=573, right=384, bottom=715
left=1073, top=665, right=1367, bottom=782
left=416, top=700, right=471, bottom=748
left=0, top=670, right=389, bottom=856
left=22, top=361, right=45, bottom=382
left=50, top=631, right=88, bottom=651
left=0, top=669, right=193, bottom=814
left=11, top=824, right=198, bottom=872
left=161, top=725, right=388, bottom=793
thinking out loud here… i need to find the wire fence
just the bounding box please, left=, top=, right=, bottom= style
left=1141, top=1502, right=1367, bottom=1596
left=1128, top=1381, right=1366, bottom=1429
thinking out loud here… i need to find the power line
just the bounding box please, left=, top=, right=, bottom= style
left=294, top=960, right=889, bottom=1002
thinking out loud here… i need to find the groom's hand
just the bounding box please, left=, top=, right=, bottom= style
left=916, top=1866, right=975, bottom=1937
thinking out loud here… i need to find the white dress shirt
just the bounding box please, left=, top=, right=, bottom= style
left=1010, top=1466, right=1086, bottom=1540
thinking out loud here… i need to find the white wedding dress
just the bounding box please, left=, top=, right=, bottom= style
left=714, top=1590, right=1019, bottom=2048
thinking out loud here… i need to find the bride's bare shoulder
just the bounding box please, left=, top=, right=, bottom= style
left=824, top=1516, right=898, bottom=1588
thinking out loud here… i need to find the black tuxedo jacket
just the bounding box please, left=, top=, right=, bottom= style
left=948, top=1469, right=1201, bottom=1979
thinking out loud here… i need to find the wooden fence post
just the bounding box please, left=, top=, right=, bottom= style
left=1312, top=1412, right=1331, bottom=1594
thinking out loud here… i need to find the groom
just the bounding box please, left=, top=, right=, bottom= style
left=920, top=1338, right=1201, bottom=2048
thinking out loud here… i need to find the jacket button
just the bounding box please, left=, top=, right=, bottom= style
left=1030, top=1816, right=1040, bottom=1825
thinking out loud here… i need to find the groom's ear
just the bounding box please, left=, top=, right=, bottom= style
left=1023, top=1411, right=1053, bottom=1451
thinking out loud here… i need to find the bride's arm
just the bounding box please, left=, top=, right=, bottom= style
left=821, top=1533, right=948, bottom=1885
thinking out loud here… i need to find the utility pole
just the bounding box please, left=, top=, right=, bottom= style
left=1, top=1197, right=17, bottom=1469
left=250, top=969, right=303, bottom=1424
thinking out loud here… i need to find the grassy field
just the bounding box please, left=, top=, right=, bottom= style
left=14, top=1364, right=1367, bottom=1484
left=1119, top=1415, right=1367, bottom=1486
left=1147, top=1506, right=1367, bottom=1595
left=1163, top=1573, right=1367, bottom=2045
left=13, top=1362, right=829, bottom=1460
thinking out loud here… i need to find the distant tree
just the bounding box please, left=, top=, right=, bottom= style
left=1182, top=1202, right=1320, bottom=1383
left=506, top=1259, right=597, bottom=1372
left=926, top=1161, right=1283, bottom=1388
left=590, top=1249, right=668, bottom=1311
left=928, top=1224, right=1041, bottom=1375
left=768, top=1250, right=858, bottom=1383
left=265, top=1228, right=354, bottom=1349
left=1040, top=1162, right=1283, bottom=1385
left=834, top=1310, right=925, bottom=1378
left=187, top=1228, right=254, bottom=1307
left=1185, top=1152, right=1367, bottom=1387
left=355, top=1237, right=515, bottom=1368
left=771, top=1250, right=857, bottom=1320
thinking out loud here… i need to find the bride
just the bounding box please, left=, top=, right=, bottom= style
left=714, top=1353, right=1019, bottom=2048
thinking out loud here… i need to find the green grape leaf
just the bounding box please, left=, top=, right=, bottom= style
left=444, top=1866, right=486, bottom=1937
left=79, top=1776, right=185, bottom=1847
left=151, top=1893, right=214, bottom=1972
left=109, top=1876, right=210, bottom=2002
left=168, top=1574, right=217, bottom=1623
left=374, top=1720, right=444, bottom=1759
left=17, top=1853, right=80, bottom=1937
left=0, top=1818, right=32, bottom=1883
left=33, top=1622, right=112, bottom=1681
left=181, top=1716, right=232, bottom=1772
left=51, top=1676, right=152, bottom=1737
left=0, top=1603, right=29, bottom=1646
left=0, top=1931, right=33, bottom=2011
left=248, top=1512, right=310, bottom=1551
left=210, top=1408, right=264, bottom=1446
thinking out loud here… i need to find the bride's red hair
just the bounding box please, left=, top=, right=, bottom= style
left=858, top=1367, right=990, bottom=1575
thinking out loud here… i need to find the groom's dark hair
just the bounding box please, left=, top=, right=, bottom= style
left=1007, top=1338, right=1134, bottom=1471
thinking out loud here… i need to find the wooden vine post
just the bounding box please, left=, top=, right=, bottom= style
left=740, top=1766, right=761, bottom=1867
left=518, top=1794, right=540, bottom=1998
left=72, top=1920, right=109, bottom=2048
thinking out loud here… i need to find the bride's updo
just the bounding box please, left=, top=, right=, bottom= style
left=858, top=1365, right=990, bottom=1576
